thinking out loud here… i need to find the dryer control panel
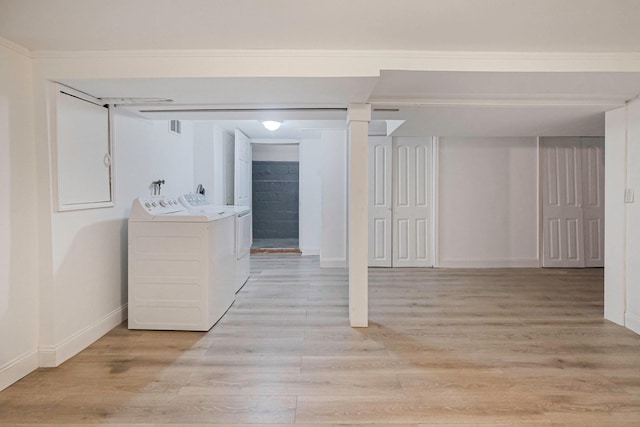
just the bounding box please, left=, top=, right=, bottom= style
left=180, top=193, right=209, bottom=208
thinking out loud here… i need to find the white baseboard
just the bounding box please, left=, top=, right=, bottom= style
left=320, top=257, right=347, bottom=268
left=604, top=306, right=626, bottom=327
left=301, top=249, right=320, bottom=256
left=625, top=312, right=640, bottom=336
left=0, top=350, right=38, bottom=392
left=39, top=304, right=127, bottom=367
left=438, top=258, right=540, bottom=268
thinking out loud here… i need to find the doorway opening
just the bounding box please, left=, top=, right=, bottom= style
left=251, top=143, right=301, bottom=253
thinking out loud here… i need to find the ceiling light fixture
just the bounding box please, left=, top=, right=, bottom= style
left=262, top=120, right=282, bottom=131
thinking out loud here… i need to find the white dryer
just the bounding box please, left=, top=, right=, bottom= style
left=180, top=193, right=251, bottom=293
left=232, top=204, right=252, bottom=292
left=128, top=195, right=236, bottom=331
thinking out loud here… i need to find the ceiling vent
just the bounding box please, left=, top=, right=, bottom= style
left=169, top=120, right=182, bottom=135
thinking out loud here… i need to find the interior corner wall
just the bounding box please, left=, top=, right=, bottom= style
left=320, top=130, right=347, bottom=267
left=438, top=137, right=539, bottom=267
left=0, top=42, right=39, bottom=391
left=299, top=139, right=322, bottom=256
left=37, top=104, right=195, bottom=368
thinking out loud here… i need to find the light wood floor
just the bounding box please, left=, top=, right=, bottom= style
left=1, top=254, right=639, bottom=426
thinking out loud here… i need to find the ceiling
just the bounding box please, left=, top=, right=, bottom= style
left=1, top=0, right=640, bottom=52
left=4, top=0, right=640, bottom=138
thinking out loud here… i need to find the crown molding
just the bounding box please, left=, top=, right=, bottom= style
left=29, top=48, right=640, bottom=60
left=0, top=36, right=32, bottom=58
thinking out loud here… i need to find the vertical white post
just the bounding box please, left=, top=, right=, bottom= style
left=604, top=106, right=627, bottom=326
left=347, top=104, right=371, bottom=327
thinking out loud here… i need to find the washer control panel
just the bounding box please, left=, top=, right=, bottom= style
left=137, top=196, right=184, bottom=215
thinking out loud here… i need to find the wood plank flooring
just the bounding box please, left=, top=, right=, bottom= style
left=1, top=254, right=640, bottom=425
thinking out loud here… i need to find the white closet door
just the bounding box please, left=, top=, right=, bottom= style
left=234, top=130, right=251, bottom=208
left=541, top=138, right=585, bottom=268
left=392, top=138, right=433, bottom=267
left=368, top=137, right=392, bottom=267
left=581, top=137, right=605, bottom=267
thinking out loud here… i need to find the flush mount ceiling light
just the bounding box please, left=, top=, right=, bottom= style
left=262, top=120, right=282, bottom=131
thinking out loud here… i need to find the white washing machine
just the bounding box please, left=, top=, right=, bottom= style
left=128, top=195, right=236, bottom=331
left=180, top=193, right=251, bottom=293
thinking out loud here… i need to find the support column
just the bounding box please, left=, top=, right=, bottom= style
left=604, top=106, right=627, bottom=326
left=347, top=104, right=370, bottom=327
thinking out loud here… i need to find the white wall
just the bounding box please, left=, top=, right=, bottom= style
left=438, top=137, right=539, bottom=267
left=0, top=41, right=39, bottom=391
left=299, top=139, right=322, bottom=255
left=320, top=130, right=348, bottom=267
left=38, top=105, right=194, bottom=367
left=193, top=122, right=216, bottom=198
left=116, top=114, right=194, bottom=201
left=252, top=144, right=299, bottom=162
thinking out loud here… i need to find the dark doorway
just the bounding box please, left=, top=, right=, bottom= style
left=251, top=160, right=299, bottom=251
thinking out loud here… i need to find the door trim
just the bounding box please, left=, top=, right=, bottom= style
left=537, top=136, right=543, bottom=267
left=432, top=136, right=440, bottom=268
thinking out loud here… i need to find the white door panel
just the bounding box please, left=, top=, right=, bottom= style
left=368, top=137, right=433, bottom=268
left=368, top=137, right=392, bottom=267
left=581, top=137, right=605, bottom=267
left=393, top=138, right=432, bottom=267
left=541, top=137, right=606, bottom=268
left=542, top=140, right=585, bottom=267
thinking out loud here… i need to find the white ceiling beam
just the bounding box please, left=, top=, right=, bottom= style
left=34, top=51, right=640, bottom=83
left=371, top=97, right=628, bottom=108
